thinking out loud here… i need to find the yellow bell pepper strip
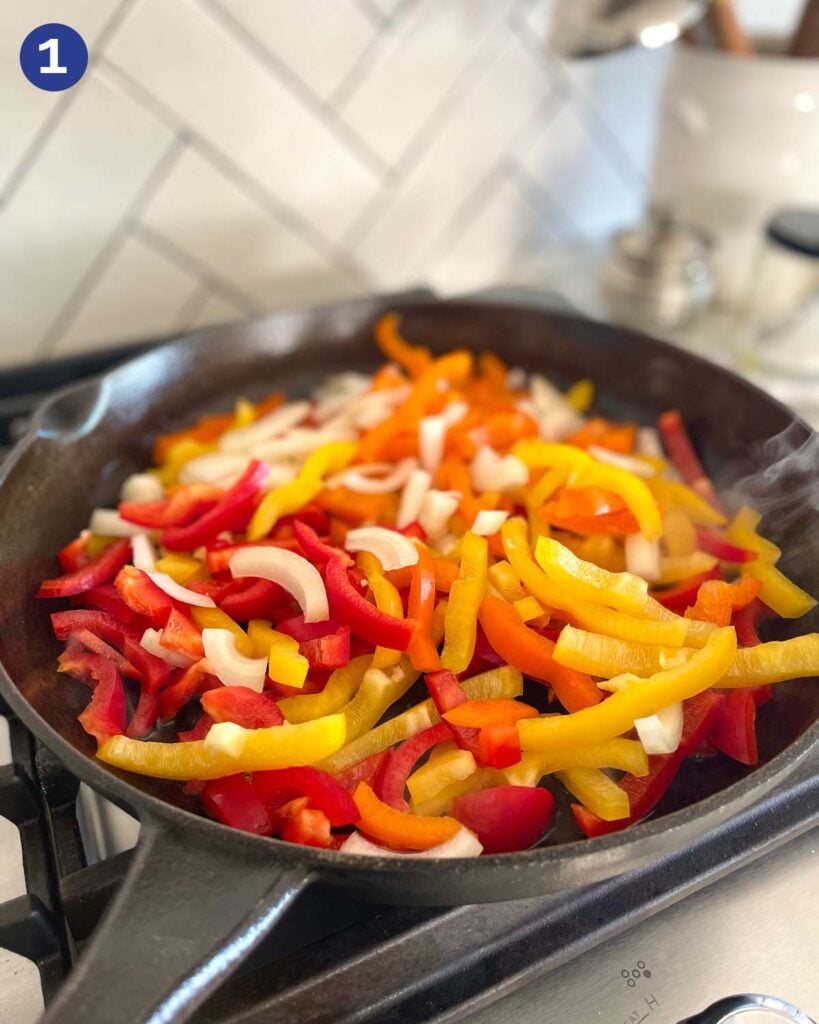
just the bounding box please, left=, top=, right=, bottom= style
left=514, top=596, right=546, bottom=623
left=534, top=536, right=650, bottom=616
left=247, top=440, right=357, bottom=540
left=97, top=714, right=346, bottom=780
left=518, top=626, right=737, bottom=753
left=656, top=553, right=719, bottom=585
left=353, top=782, right=461, bottom=851
left=440, top=532, right=488, bottom=673
left=374, top=312, right=431, bottom=379
left=341, top=657, right=423, bottom=742
left=514, top=440, right=594, bottom=474
left=554, top=625, right=693, bottom=678
left=358, top=551, right=403, bottom=669
left=720, top=635, right=819, bottom=688
left=647, top=478, right=726, bottom=527
left=411, top=767, right=507, bottom=816
left=556, top=767, right=630, bottom=821
left=319, top=665, right=523, bottom=774
left=565, top=378, right=595, bottom=414
left=662, top=507, right=698, bottom=558
left=726, top=506, right=781, bottom=562
left=556, top=533, right=626, bottom=574
left=740, top=561, right=816, bottom=619
left=505, top=739, right=649, bottom=787
left=278, top=654, right=371, bottom=723
left=488, top=560, right=527, bottom=602
left=156, top=438, right=216, bottom=486
left=406, top=748, right=477, bottom=805
left=155, top=553, right=207, bottom=585
left=191, top=606, right=254, bottom=657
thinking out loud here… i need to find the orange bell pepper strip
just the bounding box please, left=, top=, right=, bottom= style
left=352, top=781, right=461, bottom=850
left=407, top=543, right=441, bottom=672
left=357, top=552, right=404, bottom=669
left=568, top=417, right=637, bottom=454
left=152, top=392, right=284, bottom=465
left=374, top=313, right=431, bottom=380
left=478, top=594, right=601, bottom=712
left=316, top=488, right=396, bottom=527
left=443, top=698, right=538, bottom=728
left=370, top=363, right=406, bottom=391
left=385, top=558, right=458, bottom=594
left=542, top=487, right=640, bottom=536
left=686, top=575, right=762, bottom=626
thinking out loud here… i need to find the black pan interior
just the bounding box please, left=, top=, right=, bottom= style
left=0, top=298, right=816, bottom=843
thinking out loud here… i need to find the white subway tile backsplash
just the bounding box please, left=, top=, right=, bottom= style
left=140, top=147, right=362, bottom=310
left=105, top=0, right=379, bottom=245
left=187, top=292, right=246, bottom=331
left=0, top=69, right=173, bottom=364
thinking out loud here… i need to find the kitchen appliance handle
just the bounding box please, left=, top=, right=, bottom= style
left=40, top=811, right=312, bottom=1024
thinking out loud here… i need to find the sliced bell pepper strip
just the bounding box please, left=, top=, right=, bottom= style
left=719, top=635, right=819, bottom=688
left=443, top=698, right=538, bottom=729
left=478, top=593, right=601, bottom=712
left=406, top=748, right=477, bottom=805
left=247, top=441, right=357, bottom=541
left=119, top=483, right=224, bottom=529
left=157, top=661, right=216, bottom=720
left=154, top=553, right=207, bottom=585
left=375, top=722, right=453, bottom=811
left=556, top=767, right=630, bottom=821
left=487, top=560, right=527, bottom=602
left=710, top=689, right=758, bottom=765
left=218, top=578, right=292, bottom=623
left=732, top=598, right=765, bottom=648
left=295, top=627, right=351, bottom=671
left=281, top=806, right=334, bottom=848
left=161, top=460, right=270, bottom=551
left=685, top=576, right=762, bottom=627
left=337, top=656, right=423, bottom=743
left=51, top=609, right=138, bottom=648
left=572, top=690, right=725, bottom=836
left=569, top=417, right=637, bottom=454
left=407, top=542, right=441, bottom=672
left=505, top=738, right=649, bottom=787
left=77, top=584, right=145, bottom=628
left=201, top=686, right=285, bottom=728
left=440, top=532, right=487, bottom=674
left=352, top=781, right=461, bottom=851
left=357, top=551, right=404, bottom=669
left=655, top=553, right=719, bottom=585
left=38, top=538, right=132, bottom=599
left=451, top=785, right=554, bottom=854
left=278, top=654, right=371, bottom=724
left=658, top=410, right=722, bottom=511
left=200, top=775, right=273, bottom=836
left=335, top=750, right=389, bottom=793
left=374, top=312, right=431, bottom=379
left=324, top=556, right=417, bottom=651
left=126, top=689, right=159, bottom=739
left=553, top=625, right=692, bottom=679
left=565, top=377, right=595, bottom=414
left=411, top=767, right=507, bottom=816
left=192, top=606, right=254, bottom=656
left=542, top=486, right=639, bottom=536
left=77, top=655, right=126, bottom=744
left=477, top=721, right=521, bottom=769
left=177, top=712, right=213, bottom=743
left=517, top=626, right=736, bottom=753
left=740, top=560, right=816, bottom=619
left=69, top=629, right=139, bottom=679
left=251, top=766, right=359, bottom=826
left=534, top=536, right=650, bottom=616
left=694, top=528, right=757, bottom=563
left=122, top=638, right=172, bottom=694
left=160, top=607, right=205, bottom=661
left=114, top=566, right=174, bottom=627
left=726, top=506, right=781, bottom=562
left=58, top=531, right=92, bottom=573
left=650, top=568, right=722, bottom=613
left=246, top=619, right=309, bottom=689
left=97, top=713, right=346, bottom=780
left=292, top=520, right=351, bottom=568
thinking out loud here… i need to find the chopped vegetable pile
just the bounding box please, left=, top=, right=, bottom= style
left=37, top=313, right=819, bottom=857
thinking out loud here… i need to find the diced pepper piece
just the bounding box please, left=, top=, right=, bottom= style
left=251, top=766, right=359, bottom=826
left=201, top=686, right=285, bottom=729
left=281, top=806, right=334, bottom=848
left=451, top=785, right=554, bottom=854
left=38, top=538, right=132, bottom=599
left=556, top=767, right=630, bottom=821
left=353, top=782, right=461, bottom=851
left=441, top=532, right=488, bottom=674
left=200, top=775, right=273, bottom=836
left=477, top=721, right=521, bottom=769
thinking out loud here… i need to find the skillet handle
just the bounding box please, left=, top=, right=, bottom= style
left=40, top=813, right=311, bottom=1024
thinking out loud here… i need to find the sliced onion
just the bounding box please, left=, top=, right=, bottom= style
left=397, top=469, right=432, bottom=529
left=339, top=828, right=482, bottom=859
left=203, top=721, right=245, bottom=757
left=529, top=375, right=584, bottom=441
left=471, top=510, right=510, bottom=536
left=218, top=401, right=311, bottom=453
left=202, top=628, right=268, bottom=692
left=624, top=533, right=661, bottom=582
left=147, top=571, right=216, bottom=607
left=331, top=458, right=417, bottom=495
left=636, top=426, right=663, bottom=459
left=89, top=509, right=145, bottom=538
left=312, top=371, right=371, bottom=407
left=131, top=534, right=157, bottom=572
left=419, top=400, right=468, bottom=474
left=230, top=547, right=329, bottom=623
left=350, top=385, right=411, bottom=430
left=635, top=701, right=684, bottom=754
left=470, top=447, right=528, bottom=493
left=588, top=446, right=655, bottom=479
left=179, top=452, right=251, bottom=486
left=506, top=367, right=527, bottom=390
left=418, top=490, right=460, bottom=540
left=251, top=426, right=356, bottom=464
left=140, top=628, right=195, bottom=668
left=344, top=527, right=419, bottom=571
left=120, top=473, right=163, bottom=504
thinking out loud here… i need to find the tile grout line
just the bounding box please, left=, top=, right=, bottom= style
left=347, top=0, right=390, bottom=30
left=196, top=0, right=390, bottom=181
left=0, top=0, right=137, bottom=208
left=173, top=282, right=218, bottom=333
left=505, top=159, right=582, bottom=238
left=35, top=134, right=193, bottom=358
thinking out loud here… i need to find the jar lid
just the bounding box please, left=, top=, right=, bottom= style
left=766, top=209, right=819, bottom=259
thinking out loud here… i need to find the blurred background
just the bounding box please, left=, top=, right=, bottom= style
left=1, top=0, right=817, bottom=414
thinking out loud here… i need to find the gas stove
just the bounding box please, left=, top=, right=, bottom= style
left=0, top=324, right=817, bottom=1024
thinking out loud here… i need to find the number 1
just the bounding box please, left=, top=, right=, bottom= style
left=38, top=38, right=68, bottom=75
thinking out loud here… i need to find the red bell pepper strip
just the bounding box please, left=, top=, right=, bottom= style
left=161, top=460, right=269, bottom=551
left=572, top=690, right=726, bottom=837
left=452, top=785, right=554, bottom=854
left=272, top=507, right=331, bottom=540
left=122, top=637, right=172, bottom=693
left=56, top=643, right=108, bottom=688
left=695, top=528, right=756, bottom=563
left=177, top=712, right=213, bottom=743
left=186, top=578, right=242, bottom=602
left=69, top=628, right=139, bottom=679
left=251, top=766, right=359, bottom=827
left=658, top=410, right=723, bottom=511
left=160, top=607, right=205, bottom=661
left=37, top=538, right=132, bottom=599
left=119, top=483, right=224, bottom=529
left=75, top=654, right=126, bottom=744
left=425, top=669, right=484, bottom=762
left=58, top=531, right=91, bottom=573
left=324, top=556, right=417, bottom=651
left=276, top=613, right=345, bottom=642
left=206, top=539, right=306, bottom=575
left=115, top=566, right=174, bottom=627
left=156, top=661, right=217, bottom=720
left=126, top=689, right=159, bottom=739
left=334, top=751, right=389, bottom=793
left=650, top=567, right=722, bottom=613
left=732, top=598, right=766, bottom=647
left=297, top=628, right=351, bottom=671
left=51, top=609, right=138, bottom=648
left=477, top=721, right=521, bottom=769
left=374, top=722, right=453, bottom=812
left=472, top=628, right=504, bottom=666
left=400, top=522, right=426, bottom=541
left=217, top=578, right=292, bottom=622
left=281, top=806, right=334, bottom=848
left=710, top=689, right=758, bottom=765
left=407, top=543, right=441, bottom=672
left=201, top=686, right=285, bottom=728
left=75, top=584, right=145, bottom=628
left=292, top=520, right=351, bottom=568
left=200, top=775, right=273, bottom=836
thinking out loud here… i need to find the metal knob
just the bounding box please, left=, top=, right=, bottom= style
left=680, top=994, right=817, bottom=1024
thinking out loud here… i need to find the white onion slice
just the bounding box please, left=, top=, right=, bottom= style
left=140, top=628, right=195, bottom=668
left=419, top=401, right=468, bottom=474
left=339, top=828, right=482, bottom=859
left=203, top=721, right=244, bottom=757
left=471, top=510, right=510, bottom=536
left=331, top=458, right=417, bottom=495
left=89, top=509, right=145, bottom=538
left=506, top=367, right=527, bottom=390
left=251, top=426, right=356, bottom=464
left=202, top=629, right=267, bottom=692
left=120, top=473, right=163, bottom=504
left=418, top=490, right=460, bottom=540
left=218, top=401, right=311, bottom=452
left=470, top=447, right=528, bottom=493
left=624, top=533, right=661, bottom=582
left=344, top=527, right=419, bottom=571
left=588, top=445, right=655, bottom=479
left=229, top=547, right=329, bottom=623
left=131, top=534, right=157, bottom=572
left=636, top=426, right=663, bottom=459
left=397, top=469, right=432, bottom=529
left=178, top=452, right=250, bottom=486
left=312, top=371, right=371, bottom=407
left=635, top=702, right=684, bottom=754
left=529, top=375, right=584, bottom=441
left=146, top=571, right=215, bottom=608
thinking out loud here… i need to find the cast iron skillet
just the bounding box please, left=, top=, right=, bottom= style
left=0, top=296, right=816, bottom=1024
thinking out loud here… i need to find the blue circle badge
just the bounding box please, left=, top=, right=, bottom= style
left=20, top=23, right=88, bottom=91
